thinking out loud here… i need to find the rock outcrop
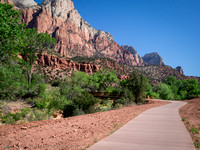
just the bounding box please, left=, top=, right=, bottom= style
left=0, top=0, right=14, bottom=5
left=14, top=0, right=37, bottom=8
left=37, top=54, right=99, bottom=74
left=122, top=45, right=144, bottom=65
left=176, top=66, right=184, bottom=75
left=142, top=52, right=165, bottom=65
left=13, top=0, right=144, bottom=66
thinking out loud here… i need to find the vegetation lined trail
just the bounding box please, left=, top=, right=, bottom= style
left=0, top=100, right=168, bottom=150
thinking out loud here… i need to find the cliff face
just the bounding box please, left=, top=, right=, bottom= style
left=10, top=0, right=144, bottom=66
left=142, top=52, right=165, bottom=65
left=176, top=66, right=184, bottom=75
left=122, top=45, right=144, bottom=65
left=36, top=54, right=99, bottom=74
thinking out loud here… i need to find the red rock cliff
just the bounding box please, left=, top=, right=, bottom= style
left=11, top=0, right=145, bottom=66
left=37, top=54, right=99, bottom=74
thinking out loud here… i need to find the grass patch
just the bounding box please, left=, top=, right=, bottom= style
left=182, top=117, right=186, bottom=121
left=93, top=139, right=98, bottom=143
left=190, top=127, right=199, bottom=134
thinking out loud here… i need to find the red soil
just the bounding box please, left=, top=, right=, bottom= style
left=179, top=98, right=200, bottom=149
left=0, top=100, right=169, bottom=150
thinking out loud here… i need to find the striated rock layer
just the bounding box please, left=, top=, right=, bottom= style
left=36, top=54, right=99, bottom=74
left=16, top=0, right=145, bottom=66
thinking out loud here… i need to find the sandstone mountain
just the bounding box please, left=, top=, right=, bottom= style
left=142, top=52, right=165, bottom=65
left=176, top=66, right=184, bottom=75
left=7, top=0, right=145, bottom=66
left=122, top=45, right=144, bottom=65
left=2, top=0, right=199, bottom=84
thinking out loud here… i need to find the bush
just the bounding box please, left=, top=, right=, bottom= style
left=1, top=108, right=31, bottom=124
left=38, top=83, right=46, bottom=97
left=112, top=98, right=127, bottom=108
left=153, top=84, right=174, bottom=100
left=73, top=91, right=98, bottom=113
left=33, top=109, right=48, bottom=121
left=51, top=78, right=62, bottom=87
left=63, top=103, right=77, bottom=117
left=0, top=64, right=27, bottom=100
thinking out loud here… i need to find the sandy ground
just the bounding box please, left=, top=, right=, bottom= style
left=0, top=100, right=169, bottom=150
left=179, top=98, right=200, bottom=149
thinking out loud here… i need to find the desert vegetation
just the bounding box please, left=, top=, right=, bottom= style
left=0, top=2, right=200, bottom=127
left=147, top=76, right=200, bottom=100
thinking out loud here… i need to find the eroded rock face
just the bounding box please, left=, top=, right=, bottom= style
left=37, top=54, right=99, bottom=74
left=122, top=45, right=144, bottom=65
left=176, top=66, right=184, bottom=75
left=142, top=52, right=165, bottom=65
left=1, top=0, right=14, bottom=5
left=14, top=0, right=37, bottom=8
left=17, top=0, right=144, bottom=66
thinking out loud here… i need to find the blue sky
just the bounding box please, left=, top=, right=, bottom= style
left=35, top=0, right=200, bottom=77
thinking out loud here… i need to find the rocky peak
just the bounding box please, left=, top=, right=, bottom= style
left=14, top=0, right=37, bottom=8
left=176, top=66, right=184, bottom=75
left=1, top=0, right=144, bottom=66
left=122, top=45, right=137, bottom=55
left=41, top=0, right=75, bottom=19
left=122, top=45, right=144, bottom=65
left=142, top=52, right=165, bottom=65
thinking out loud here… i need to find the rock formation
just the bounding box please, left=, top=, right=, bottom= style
left=122, top=45, right=144, bottom=65
left=0, top=0, right=14, bottom=4
left=37, top=54, right=99, bottom=74
left=176, top=66, right=184, bottom=75
left=14, top=0, right=37, bottom=8
left=142, top=52, right=165, bottom=65
left=2, top=0, right=144, bottom=66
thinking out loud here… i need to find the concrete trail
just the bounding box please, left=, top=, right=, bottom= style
left=88, top=101, right=195, bottom=150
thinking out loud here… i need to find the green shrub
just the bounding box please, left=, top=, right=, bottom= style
left=151, top=92, right=160, bottom=99
left=73, top=91, right=98, bottom=113
left=51, top=78, right=62, bottom=87
left=1, top=107, right=31, bottom=124
left=48, top=95, right=69, bottom=111
left=190, top=127, right=199, bottom=134
left=33, top=109, right=48, bottom=121
left=38, top=83, right=46, bottom=96
left=73, top=108, right=85, bottom=116
left=63, top=103, right=77, bottom=117
left=34, top=98, right=49, bottom=109
left=112, top=98, right=128, bottom=107
left=153, top=84, right=174, bottom=100
left=20, top=108, right=31, bottom=117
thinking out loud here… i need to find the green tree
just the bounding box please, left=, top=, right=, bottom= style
left=122, top=71, right=148, bottom=103
left=185, top=79, right=199, bottom=99
left=153, top=83, right=174, bottom=100
left=0, top=3, right=24, bottom=63
left=18, top=28, right=56, bottom=94
left=0, top=64, right=27, bottom=99
left=88, top=70, right=119, bottom=92
left=0, top=3, right=28, bottom=99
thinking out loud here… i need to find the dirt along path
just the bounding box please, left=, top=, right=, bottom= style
left=89, top=101, right=195, bottom=150
left=179, top=98, right=200, bottom=149
left=0, top=100, right=168, bottom=150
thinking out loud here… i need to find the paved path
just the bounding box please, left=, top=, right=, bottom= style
left=88, top=101, right=195, bottom=150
